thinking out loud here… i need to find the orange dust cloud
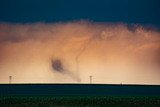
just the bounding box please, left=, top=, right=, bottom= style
left=0, top=21, right=160, bottom=84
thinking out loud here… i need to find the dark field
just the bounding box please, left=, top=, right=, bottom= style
left=0, top=84, right=160, bottom=107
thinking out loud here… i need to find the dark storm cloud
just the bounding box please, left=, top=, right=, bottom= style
left=0, top=0, right=160, bottom=27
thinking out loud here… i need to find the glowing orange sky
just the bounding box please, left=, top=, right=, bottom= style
left=0, top=21, right=160, bottom=84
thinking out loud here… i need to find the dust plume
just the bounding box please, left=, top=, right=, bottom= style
left=0, top=21, right=160, bottom=84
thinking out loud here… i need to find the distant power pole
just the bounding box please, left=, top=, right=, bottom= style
left=89, top=75, right=92, bottom=84
left=9, top=76, right=12, bottom=84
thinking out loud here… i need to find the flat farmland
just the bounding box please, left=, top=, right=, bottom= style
left=0, top=84, right=160, bottom=107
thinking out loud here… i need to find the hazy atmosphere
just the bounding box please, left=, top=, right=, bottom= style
left=0, top=21, right=159, bottom=84
left=0, top=0, right=160, bottom=84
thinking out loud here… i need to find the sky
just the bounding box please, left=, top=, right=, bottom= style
left=0, top=0, right=160, bottom=84
left=0, top=0, right=160, bottom=26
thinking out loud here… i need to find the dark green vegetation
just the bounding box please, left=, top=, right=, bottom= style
left=0, top=96, right=160, bottom=107
left=0, top=84, right=160, bottom=107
